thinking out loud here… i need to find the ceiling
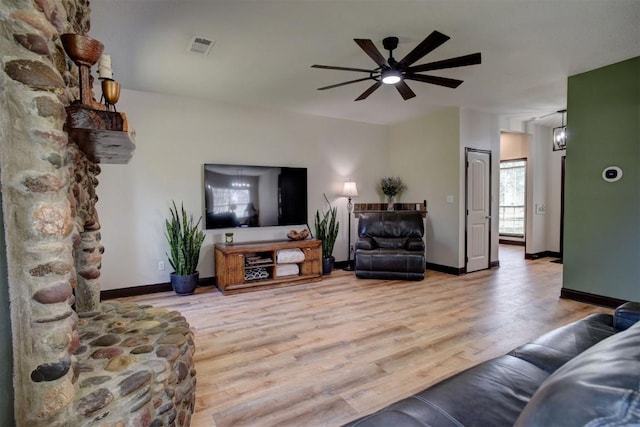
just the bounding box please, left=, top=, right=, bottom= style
left=89, top=0, right=640, bottom=127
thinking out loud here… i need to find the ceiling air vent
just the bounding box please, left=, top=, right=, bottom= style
left=187, top=36, right=215, bottom=56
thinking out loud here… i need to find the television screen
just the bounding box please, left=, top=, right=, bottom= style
left=204, top=164, right=307, bottom=230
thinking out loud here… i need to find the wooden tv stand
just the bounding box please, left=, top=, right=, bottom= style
left=214, top=239, right=322, bottom=294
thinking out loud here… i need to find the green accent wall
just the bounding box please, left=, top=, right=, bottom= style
left=563, top=57, right=640, bottom=301
left=0, top=190, right=15, bottom=425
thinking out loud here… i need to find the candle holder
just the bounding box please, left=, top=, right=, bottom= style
left=60, top=34, right=104, bottom=106
left=101, top=78, right=121, bottom=112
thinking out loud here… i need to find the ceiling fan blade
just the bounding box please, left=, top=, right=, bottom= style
left=406, top=52, right=482, bottom=73
left=354, top=39, right=389, bottom=68
left=397, top=30, right=450, bottom=69
left=404, top=74, right=463, bottom=88
left=317, top=76, right=373, bottom=91
left=395, top=80, right=416, bottom=100
left=355, top=81, right=382, bottom=101
left=312, top=64, right=375, bottom=73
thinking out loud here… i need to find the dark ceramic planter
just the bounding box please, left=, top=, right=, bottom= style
left=170, top=271, right=199, bottom=295
left=322, top=257, right=334, bottom=275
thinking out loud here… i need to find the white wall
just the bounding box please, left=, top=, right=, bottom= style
left=543, top=125, right=565, bottom=253
left=459, top=109, right=501, bottom=266
left=499, top=122, right=564, bottom=256
left=95, top=89, right=557, bottom=290
left=501, top=132, right=528, bottom=160
left=388, top=108, right=460, bottom=268
left=359, top=107, right=501, bottom=271
left=525, top=125, right=547, bottom=254
left=97, top=89, right=387, bottom=290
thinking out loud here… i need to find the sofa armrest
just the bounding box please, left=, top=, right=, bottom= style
left=405, top=238, right=425, bottom=251
left=508, top=313, right=616, bottom=373
left=356, top=237, right=376, bottom=250
left=614, top=301, right=640, bottom=330
left=515, top=322, right=640, bottom=427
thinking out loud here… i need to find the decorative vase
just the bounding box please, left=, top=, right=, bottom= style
left=322, top=257, right=335, bottom=275
left=387, top=195, right=395, bottom=211
left=170, top=271, right=199, bottom=295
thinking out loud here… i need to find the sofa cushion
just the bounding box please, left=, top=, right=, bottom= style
left=405, top=238, right=425, bottom=251
left=372, top=236, right=407, bottom=249
left=358, top=212, right=424, bottom=239
left=508, top=313, right=616, bottom=373
left=515, top=322, right=640, bottom=427
left=355, top=237, right=376, bottom=250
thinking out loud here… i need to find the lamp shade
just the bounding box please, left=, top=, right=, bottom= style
left=342, top=180, right=358, bottom=198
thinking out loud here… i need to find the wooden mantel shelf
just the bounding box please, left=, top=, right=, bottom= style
left=353, top=202, right=428, bottom=217
left=65, top=104, right=136, bottom=164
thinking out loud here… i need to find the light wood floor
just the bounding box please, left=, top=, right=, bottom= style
left=117, top=245, right=611, bottom=427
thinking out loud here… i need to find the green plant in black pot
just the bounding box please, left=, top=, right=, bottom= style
left=314, top=202, right=339, bottom=275
left=165, top=201, right=206, bottom=295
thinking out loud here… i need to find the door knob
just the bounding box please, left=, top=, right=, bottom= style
left=485, top=215, right=492, bottom=219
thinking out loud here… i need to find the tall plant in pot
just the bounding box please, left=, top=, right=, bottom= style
left=165, top=201, right=206, bottom=295
left=314, top=202, right=339, bottom=275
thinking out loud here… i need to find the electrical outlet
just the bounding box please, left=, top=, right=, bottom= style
left=446, top=195, right=454, bottom=203
left=158, top=261, right=165, bottom=271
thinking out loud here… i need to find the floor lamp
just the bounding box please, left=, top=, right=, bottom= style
left=342, top=180, right=358, bottom=271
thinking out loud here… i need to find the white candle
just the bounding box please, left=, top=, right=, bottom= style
left=98, top=53, right=113, bottom=79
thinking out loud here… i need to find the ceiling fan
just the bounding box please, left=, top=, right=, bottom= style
left=311, top=31, right=482, bottom=101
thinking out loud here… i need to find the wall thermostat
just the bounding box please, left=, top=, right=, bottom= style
left=602, top=166, right=623, bottom=182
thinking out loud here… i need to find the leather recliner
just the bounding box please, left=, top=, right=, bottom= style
left=355, top=211, right=425, bottom=281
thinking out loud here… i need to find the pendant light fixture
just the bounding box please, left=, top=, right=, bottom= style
left=553, top=109, right=567, bottom=151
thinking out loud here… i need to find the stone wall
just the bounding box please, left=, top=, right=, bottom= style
left=1, top=0, right=91, bottom=423
left=0, top=1, right=196, bottom=425
left=72, top=302, right=196, bottom=426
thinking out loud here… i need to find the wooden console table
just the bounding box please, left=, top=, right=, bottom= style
left=214, top=239, right=322, bottom=294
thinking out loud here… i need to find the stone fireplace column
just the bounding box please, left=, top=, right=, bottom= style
left=71, top=151, right=103, bottom=313
left=2, top=2, right=196, bottom=426
left=0, top=0, right=91, bottom=424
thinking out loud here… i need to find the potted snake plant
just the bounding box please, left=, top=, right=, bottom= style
left=314, top=202, right=339, bottom=275
left=165, top=201, right=206, bottom=295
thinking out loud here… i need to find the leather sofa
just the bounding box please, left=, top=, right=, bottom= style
left=343, top=302, right=640, bottom=427
left=355, top=211, right=425, bottom=280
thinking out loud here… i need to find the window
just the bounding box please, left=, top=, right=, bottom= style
left=211, top=187, right=251, bottom=219
left=499, top=160, right=526, bottom=236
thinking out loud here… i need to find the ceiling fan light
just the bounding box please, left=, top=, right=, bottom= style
left=381, top=70, right=402, bottom=84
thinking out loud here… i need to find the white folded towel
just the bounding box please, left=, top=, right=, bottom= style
left=276, top=263, right=299, bottom=277
left=276, top=248, right=305, bottom=264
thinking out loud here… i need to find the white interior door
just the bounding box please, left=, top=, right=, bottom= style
left=466, top=150, right=491, bottom=272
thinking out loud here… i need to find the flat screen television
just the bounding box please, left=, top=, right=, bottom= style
left=204, top=164, right=308, bottom=230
